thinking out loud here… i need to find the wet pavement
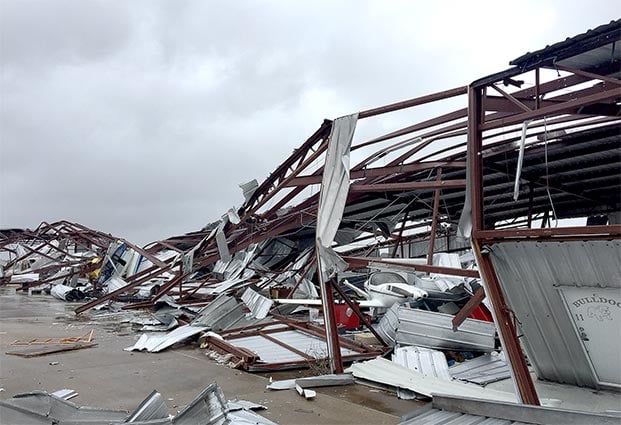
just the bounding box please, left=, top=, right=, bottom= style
left=0, top=287, right=421, bottom=424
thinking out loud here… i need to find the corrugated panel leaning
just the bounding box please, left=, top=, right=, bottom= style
left=377, top=303, right=497, bottom=352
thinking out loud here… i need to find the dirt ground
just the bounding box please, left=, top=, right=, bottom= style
left=0, top=287, right=421, bottom=424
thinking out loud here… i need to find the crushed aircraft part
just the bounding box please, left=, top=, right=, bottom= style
left=125, top=324, right=207, bottom=353
left=400, top=394, right=620, bottom=425
left=377, top=303, right=497, bottom=351
left=0, top=383, right=278, bottom=425
left=449, top=352, right=511, bottom=385
left=50, top=284, right=86, bottom=302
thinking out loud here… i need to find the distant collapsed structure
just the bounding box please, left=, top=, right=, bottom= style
left=2, top=20, right=620, bottom=407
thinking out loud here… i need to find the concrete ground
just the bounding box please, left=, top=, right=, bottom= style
left=0, top=288, right=419, bottom=424
left=1, top=288, right=619, bottom=424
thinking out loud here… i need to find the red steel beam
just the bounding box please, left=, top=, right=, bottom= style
left=349, top=180, right=466, bottom=192
left=284, top=161, right=466, bottom=187
left=358, top=86, right=467, bottom=119
left=473, top=240, right=540, bottom=405
left=343, top=256, right=480, bottom=278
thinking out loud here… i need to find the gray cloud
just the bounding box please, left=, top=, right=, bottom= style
left=1, top=0, right=618, bottom=244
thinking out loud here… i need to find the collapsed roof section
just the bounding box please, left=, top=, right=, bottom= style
left=149, top=20, right=620, bottom=273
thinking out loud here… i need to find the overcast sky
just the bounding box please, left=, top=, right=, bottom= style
left=0, top=1, right=618, bottom=244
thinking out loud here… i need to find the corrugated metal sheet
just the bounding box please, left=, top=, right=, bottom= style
left=401, top=407, right=525, bottom=425
left=449, top=353, right=511, bottom=386
left=241, top=288, right=273, bottom=319
left=192, top=294, right=272, bottom=331
left=393, top=346, right=451, bottom=381
left=232, top=330, right=358, bottom=364
left=347, top=358, right=520, bottom=403
left=377, top=304, right=497, bottom=352
left=489, top=240, right=621, bottom=388
left=125, top=324, right=206, bottom=353
left=400, top=394, right=621, bottom=425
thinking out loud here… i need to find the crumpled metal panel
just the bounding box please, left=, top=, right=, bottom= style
left=192, top=294, right=272, bottom=332
left=449, top=353, right=511, bottom=386
left=126, top=390, right=170, bottom=422
left=392, top=346, right=451, bottom=381
left=232, top=330, right=359, bottom=364
left=377, top=304, right=496, bottom=352
left=489, top=240, right=621, bottom=388
left=173, top=383, right=228, bottom=425
left=0, top=392, right=128, bottom=424
left=241, top=288, right=273, bottom=319
left=125, top=324, right=206, bottom=353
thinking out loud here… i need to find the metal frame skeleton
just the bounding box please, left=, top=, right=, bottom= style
left=3, top=21, right=618, bottom=400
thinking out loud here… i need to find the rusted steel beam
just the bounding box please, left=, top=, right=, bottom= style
left=355, top=108, right=468, bottom=151
left=473, top=240, right=540, bottom=405
left=203, top=335, right=259, bottom=365
left=469, top=87, right=484, bottom=232
left=358, top=86, right=467, bottom=119
left=427, top=168, right=443, bottom=266
left=490, top=84, right=532, bottom=112
left=554, top=64, right=621, bottom=86
left=480, top=87, right=621, bottom=131
left=391, top=207, right=410, bottom=258
left=343, top=256, right=480, bottom=278
left=74, top=263, right=173, bottom=314
left=284, top=161, right=466, bottom=187
left=473, top=225, right=621, bottom=242
left=452, top=287, right=486, bottom=330
left=258, top=331, right=315, bottom=360
left=244, top=121, right=331, bottom=213
left=349, top=180, right=466, bottom=192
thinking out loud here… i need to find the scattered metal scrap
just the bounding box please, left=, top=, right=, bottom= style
left=0, top=383, right=278, bottom=425
left=7, top=330, right=97, bottom=358
left=400, top=394, right=620, bottom=425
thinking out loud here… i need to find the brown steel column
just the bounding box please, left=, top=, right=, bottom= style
left=323, top=279, right=344, bottom=373
left=427, top=168, right=443, bottom=265
left=469, top=84, right=539, bottom=405
left=468, top=86, right=484, bottom=233
left=473, top=240, right=539, bottom=405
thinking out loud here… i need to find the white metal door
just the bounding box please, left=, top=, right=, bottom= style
left=563, top=287, right=621, bottom=386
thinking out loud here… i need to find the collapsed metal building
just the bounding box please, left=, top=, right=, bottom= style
left=2, top=20, right=620, bottom=407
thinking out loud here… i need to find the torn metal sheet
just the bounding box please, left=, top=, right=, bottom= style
left=450, top=352, right=511, bottom=385
left=377, top=303, right=496, bottom=352
left=0, top=383, right=279, bottom=425
left=0, top=391, right=128, bottom=424
left=125, top=324, right=206, bottom=353
left=348, top=357, right=528, bottom=404
left=266, top=379, right=297, bottom=391
left=126, top=390, right=169, bottom=422
left=400, top=394, right=620, bottom=425
left=241, top=288, right=273, bottom=319
left=50, top=389, right=78, bottom=401
left=192, top=294, right=272, bottom=332
left=392, top=346, right=451, bottom=381
left=295, top=373, right=355, bottom=388
left=206, top=318, right=383, bottom=371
